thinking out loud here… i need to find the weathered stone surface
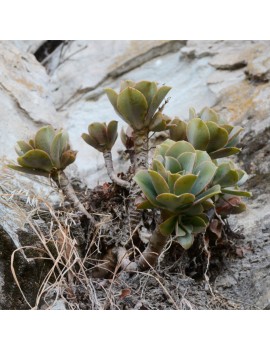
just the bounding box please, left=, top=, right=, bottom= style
left=10, top=40, right=45, bottom=54
left=209, top=48, right=248, bottom=70
left=245, top=44, right=270, bottom=82
left=0, top=41, right=57, bottom=161
left=215, top=193, right=270, bottom=309
left=48, top=40, right=186, bottom=109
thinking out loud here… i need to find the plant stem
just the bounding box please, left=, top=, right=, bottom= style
left=129, top=128, right=149, bottom=233
left=138, top=227, right=168, bottom=270
left=138, top=213, right=169, bottom=270
left=133, top=129, right=149, bottom=172
left=53, top=171, right=96, bottom=226
left=103, top=151, right=130, bottom=189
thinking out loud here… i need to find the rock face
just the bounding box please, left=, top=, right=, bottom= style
left=0, top=40, right=270, bottom=309
left=0, top=41, right=57, bottom=161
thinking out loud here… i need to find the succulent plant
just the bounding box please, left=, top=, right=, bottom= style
left=169, top=118, right=187, bottom=141
left=104, top=80, right=171, bottom=133
left=82, top=121, right=129, bottom=189
left=134, top=140, right=222, bottom=250
left=81, top=121, right=118, bottom=153
left=105, top=80, right=173, bottom=173
left=9, top=126, right=95, bottom=225
left=134, top=138, right=251, bottom=270
left=212, top=161, right=251, bottom=198
left=9, top=125, right=77, bottom=178
left=168, top=107, right=243, bottom=159
left=215, top=194, right=247, bottom=217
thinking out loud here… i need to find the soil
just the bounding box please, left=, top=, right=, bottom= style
left=43, top=179, right=248, bottom=310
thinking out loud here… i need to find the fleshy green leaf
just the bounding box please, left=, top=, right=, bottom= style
left=89, top=123, right=107, bottom=146
left=134, top=170, right=159, bottom=206
left=60, top=150, right=77, bottom=169
left=177, top=231, right=194, bottom=250
left=189, top=107, right=197, bottom=120
left=237, top=171, right=249, bottom=186
left=226, top=126, right=243, bottom=147
left=8, top=165, right=50, bottom=177
left=194, top=150, right=211, bottom=170
left=156, top=193, right=195, bottom=212
left=148, top=170, right=170, bottom=195
left=222, top=188, right=252, bottom=197
left=106, top=120, right=118, bottom=149
left=183, top=216, right=207, bottom=234
left=18, top=150, right=53, bottom=172
left=166, top=141, right=195, bottom=159
left=187, top=203, right=204, bottom=215
left=50, top=131, right=69, bottom=168
left=159, top=216, right=178, bottom=236
left=175, top=222, right=188, bottom=237
left=117, top=87, right=148, bottom=130
left=167, top=172, right=181, bottom=192
left=134, top=81, right=158, bottom=107
left=152, top=159, right=167, bottom=180
left=205, top=121, right=228, bottom=153
left=35, top=125, right=55, bottom=154
left=187, top=118, right=210, bottom=150
left=149, top=112, right=168, bottom=132
left=200, top=107, right=219, bottom=122
left=177, top=152, right=196, bottom=173
left=174, top=174, right=198, bottom=195
left=146, top=85, right=171, bottom=122
left=209, top=147, right=241, bottom=159
left=81, top=133, right=99, bottom=150
left=191, top=161, right=217, bottom=195
left=154, top=139, right=175, bottom=158
left=213, top=163, right=239, bottom=187
left=120, top=80, right=135, bottom=91
left=202, top=199, right=214, bottom=210
left=29, top=139, right=35, bottom=148
left=169, top=118, right=187, bottom=141
left=15, top=141, right=33, bottom=156
left=104, top=88, right=122, bottom=118
left=164, top=156, right=182, bottom=173
left=197, top=213, right=209, bottom=224
left=194, top=185, right=221, bottom=204
left=220, top=124, right=234, bottom=134
left=136, top=198, right=155, bottom=210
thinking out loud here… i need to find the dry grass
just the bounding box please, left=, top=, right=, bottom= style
left=0, top=160, right=103, bottom=309
left=0, top=159, right=244, bottom=310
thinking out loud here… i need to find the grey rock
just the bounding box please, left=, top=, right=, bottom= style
left=209, top=49, right=247, bottom=70
left=0, top=41, right=57, bottom=161
left=245, top=48, right=270, bottom=82
left=48, top=40, right=186, bottom=109
left=10, top=40, right=46, bottom=54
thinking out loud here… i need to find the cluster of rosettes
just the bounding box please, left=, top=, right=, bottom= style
left=134, top=139, right=251, bottom=249
left=169, top=107, right=243, bottom=159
